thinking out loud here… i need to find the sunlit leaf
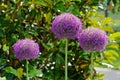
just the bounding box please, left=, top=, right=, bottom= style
left=3, top=44, right=9, bottom=52
left=44, top=12, right=52, bottom=24
left=102, top=17, right=112, bottom=24
left=35, top=0, right=48, bottom=6
left=17, top=68, right=24, bottom=77
left=94, top=72, right=104, bottom=80
left=107, top=43, right=119, bottom=50
left=103, top=26, right=114, bottom=32
left=109, top=32, right=120, bottom=40
left=105, top=50, right=119, bottom=58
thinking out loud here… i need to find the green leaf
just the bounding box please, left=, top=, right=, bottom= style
left=107, top=43, right=119, bottom=50
left=17, top=68, right=24, bottom=77
left=17, top=9, right=22, bottom=20
left=0, top=58, right=6, bottom=69
left=44, top=0, right=52, bottom=5
left=44, top=12, right=52, bottom=24
left=0, top=27, right=4, bottom=38
left=56, top=54, right=64, bottom=64
left=5, top=67, right=20, bottom=78
left=28, top=68, right=42, bottom=77
left=105, top=50, right=119, bottom=58
left=36, top=0, right=48, bottom=6
left=103, top=26, right=114, bottom=32
left=27, top=0, right=48, bottom=7
left=94, top=72, right=104, bottom=80
left=28, top=30, right=38, bottom=36
left=109, top=32, right=120, bottom=40
left=3, top=44, right=9, bottom=52
left=55, top=1, right=66, bottom=12
left=67, top=5, right=80, bottom=16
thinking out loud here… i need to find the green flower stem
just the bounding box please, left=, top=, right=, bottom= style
left=65, top=39, right=68, bottom=80
left=89, top=52, right=94, bottom=80
left=26, top=59, right=29, bottom=80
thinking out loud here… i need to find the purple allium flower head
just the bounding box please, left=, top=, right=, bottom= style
left=78, top=27, right=108, bottom=52
left=52, top=13, right=82, bottom=39
left=13, top=39, right=40, bottom=60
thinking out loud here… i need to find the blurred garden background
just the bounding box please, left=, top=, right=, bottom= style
left=0, top=0, right=120, bottom=80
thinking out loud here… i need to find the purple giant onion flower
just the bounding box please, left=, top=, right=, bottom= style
left=13, top=39, right=40, bottom=60
left=78, top=27, right=108, bottom=52
left=52, top=13, right=82, bottom=39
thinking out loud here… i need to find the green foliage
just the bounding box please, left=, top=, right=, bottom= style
left=5, top=67, right=22, bottom=79
left=28, top=64, right=42, bottom=78
left=109, top=32, right=120, bottom=40
left=0, top=0, right=119, bottom=80
left=105, top=32, right=120, bottom=69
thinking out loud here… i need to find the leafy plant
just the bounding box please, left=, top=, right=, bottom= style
left=0, top=0, right=119, bottom=80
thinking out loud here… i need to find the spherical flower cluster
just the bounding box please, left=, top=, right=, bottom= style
left=13, top=39, right=40, bottom=60
left=78, top=27, right=108, bottom=52
left=52, top=13, right=82, bottom=39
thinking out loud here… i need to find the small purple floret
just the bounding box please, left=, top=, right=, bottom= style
left=78, top=27, right=108, bottom=52
left=52, top=13, right=82, bottom=39
left=13, top=39, right=40, bottom=60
